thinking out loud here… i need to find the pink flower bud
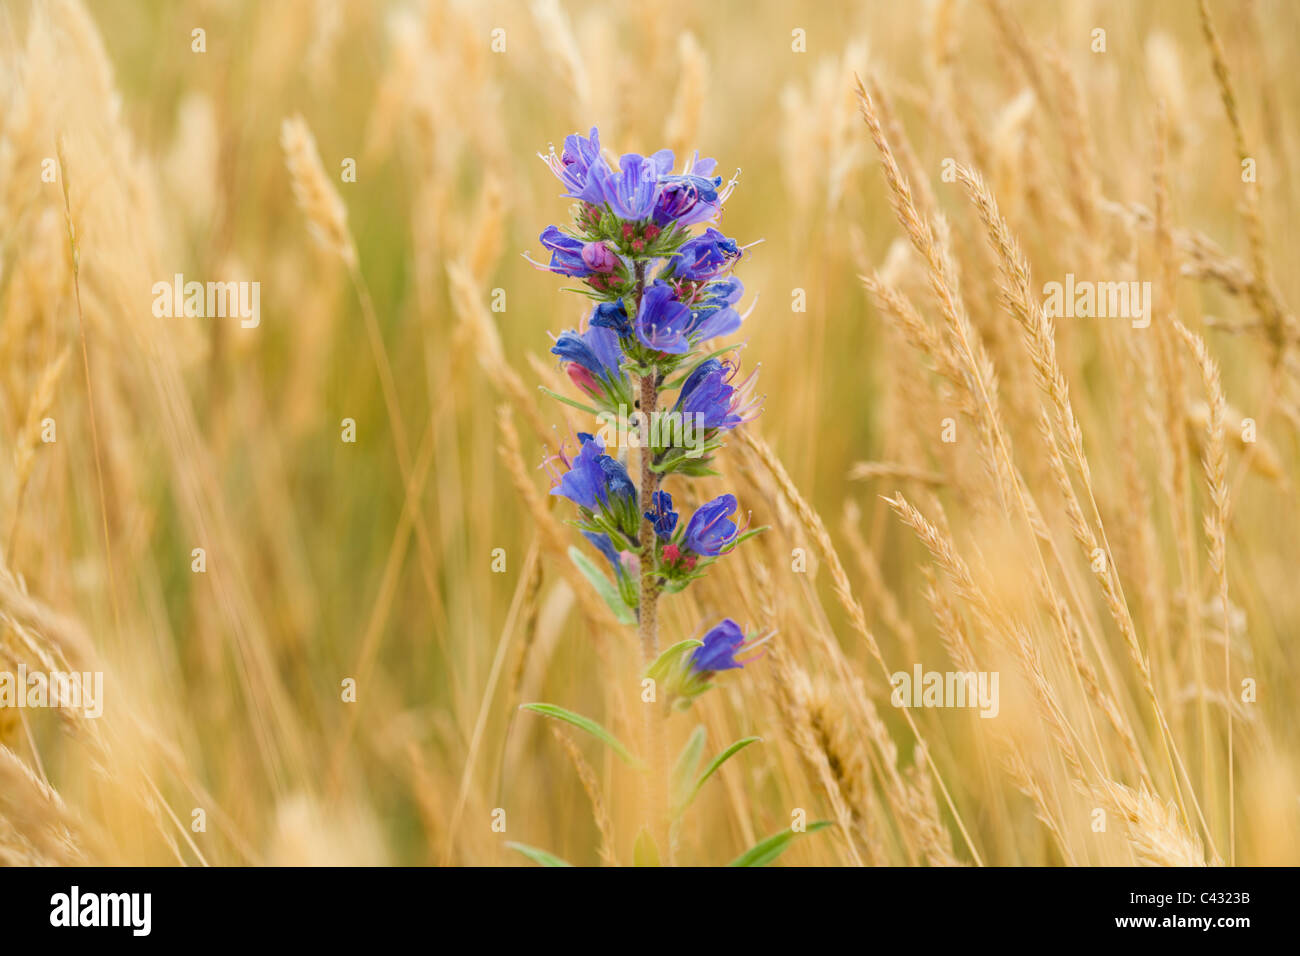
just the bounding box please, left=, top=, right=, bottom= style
left=581, top=241, right=619, bottom=273
left=566, top=363, right=601, bottom=397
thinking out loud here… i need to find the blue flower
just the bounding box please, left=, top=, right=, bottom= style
left=695, top=276, right=744, bottom=308
left=551, top=325, right=623, bottom=380
left=598, top=455, right=637, bottom=504
left=582, top=531, right=629, bottom=579
left=644, top=490, right=678, bottom=541
left=549, top=433, right=634, bottom=513
left=582, top=530, right=637, bottom=590
left=690, top=619, right=748, bottom=672
left=581, top=530, right=639, bottom=609
left=674, top=358, right=759, bottom=430
left=548, top=433, right=607, bottom=510
left=539, top=225, right=591, bottom=277
left=682, top=493, right=743, bottom=556
left=541, top=127, right=603, bottom=197
left=671, top=228, right=741, bottom=281
left=686, top=277, right=745, bottom=339
left=586, top=153, right=662, bottom=221
left=635, top=280, right=694, bottom=354
left=590, top=300, right=633, bottom=337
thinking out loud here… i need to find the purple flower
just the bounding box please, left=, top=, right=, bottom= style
left=644, top=490, right=678, bottom=541
left=590, top=300, right=632, bottom=337
left=586, top=153, right=661, bottom=221
left=650, top=149, right=677, bottom=176
left=690, top=619, right=748, bottom=672
left=685, top=153, right=717, bottom=178
left=682, top=493, right=743, bottom=556
left=674, top=359, right=760, bottom=430
left=654, top=174, right=724, bottom=227
left=541, top=128, right=603, bottom=197
left=671, top=228, right=741, bottom=281
left=539, top=225, right=591, bottom=277
left=635, top=280, right=694, bottom=354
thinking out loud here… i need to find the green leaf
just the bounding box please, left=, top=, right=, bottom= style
left=538, top=386, right=600, bottom=416
left=673, top=459, right=721, bottom=478
left=727, top=821, right=832, bottom=867
left=506, top=841, right=574, bottom=867
left=633, top=827, right=661, bottom=867
left=671, top=725, right=708, bottom=808
left=650, top=441, right=725, bottom=474
left=645, top=638, right=703, bottom=682
left=683, top=736, right=761, bottom=811
left=568, top=547, right=636, bottom=625
left=520, top=702, right=642, bottom=767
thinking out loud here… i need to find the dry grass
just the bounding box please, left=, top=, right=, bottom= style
left=0, top=0, right=1297, bottom=866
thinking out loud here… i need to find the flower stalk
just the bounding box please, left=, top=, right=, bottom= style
left=637, top=368, right=661, bottom=661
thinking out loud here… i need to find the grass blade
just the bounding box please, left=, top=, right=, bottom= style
left=683, top=736, right=761, bottom=810
left=727, top=821, right=832, bottom=867
left=506, top=842, right=574, bottom=867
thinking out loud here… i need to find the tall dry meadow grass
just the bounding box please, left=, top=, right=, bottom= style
left=0, top=0, right=1297, bottom=866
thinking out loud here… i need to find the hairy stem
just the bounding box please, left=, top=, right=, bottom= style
left=637, top=371, right=661, bottom=661
left=631, top=258, right=670, bottom=859
left=638, top=368, right=672, bottom=859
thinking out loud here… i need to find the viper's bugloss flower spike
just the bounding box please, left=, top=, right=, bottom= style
left=535, top=125, right=766, bottom=719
